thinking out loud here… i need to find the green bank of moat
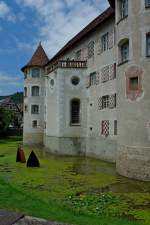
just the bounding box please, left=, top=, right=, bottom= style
left=0, top=137, right=150, bottom=225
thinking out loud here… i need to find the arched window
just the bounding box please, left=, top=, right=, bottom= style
left=32, top=86, right=39, bottom=96
left=70, top=99, right=80, bottom=125
left=24, top=87, right=27, bottom=97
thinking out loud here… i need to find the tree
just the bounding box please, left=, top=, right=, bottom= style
left=0, top=107, right=14, bottom=135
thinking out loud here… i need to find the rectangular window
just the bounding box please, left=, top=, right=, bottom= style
left=121, top=0, right=128, bottom=19
left=114, top=120, right=117, bottom=135
left=31, top=105, right=39, bottom=114
left=101, top=33, right=109, bottom=52
left=71, top=99, right=80, bottom=125
left=101, top=120, right=109, bottom=136
left=32, top=86, right=39, bottom=96
left=145, top=0, right=150, bottom=8
left=129, top=77, right=138, bottom=90
left=121, top=42, right=129, bottom=63
left=102, top=95, right=109, bottom=109
left=24, top=105, right=28, bottom=112
left=146, top=33, right=150, bottom=56
left=90, top=72, right=97, bottom=86
left=32, top=68, right=40, bottom=78
left=88, top=41, right=94, bottom=58
left=76, top=49, right=82, bottom=60
left=32, top=120, right=37, bottom=128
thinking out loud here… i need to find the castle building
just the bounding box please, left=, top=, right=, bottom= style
left=21, top=0, right=150, bottom=181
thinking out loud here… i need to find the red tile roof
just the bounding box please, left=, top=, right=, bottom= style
left=46, top=7, right=114, bottom=65
left=21, top=42, right=49, bottom=72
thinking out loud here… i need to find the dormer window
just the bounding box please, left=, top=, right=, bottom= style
left=120, top=0, right=128, bottom=19
left=145, top=0, right=150, bottom=8
left=31, top=68, right=40, bottom=78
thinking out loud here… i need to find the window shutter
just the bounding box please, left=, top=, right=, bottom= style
left=96, top=71, right=100, bottom=85
left=109, top=63, right=116, bottom=80
left=98, top=37, right=102, bottom=55
left=83, top=46, right=88, bottom=60
left=109, top=94, right=116, bottom=109
left=86, top=75, right=90, bottom=88
left=101, top=65, right=109, bottom=83
left=98, top=97, right=103, bottom=110
left=108, top=29, right=114, bottom=49
left=101, top=120, right=109, bottom=136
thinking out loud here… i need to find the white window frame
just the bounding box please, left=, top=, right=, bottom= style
left=31, top=104, right=40, bottom=114
left=101, top=32, right=109, bottom=52
left=121, top=0, right=128, bottom=19
left=31, top=85, right=40, bottom=96
left=102, top=95, right=109, bottom=109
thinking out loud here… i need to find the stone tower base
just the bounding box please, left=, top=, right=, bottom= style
left=116, top=145, right=150, bottom=181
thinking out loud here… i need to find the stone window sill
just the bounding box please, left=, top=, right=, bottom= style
left=70, top=123, right=80, bottom=127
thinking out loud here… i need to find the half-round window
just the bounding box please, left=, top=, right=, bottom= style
left=71, top=76, right=80, bottom=86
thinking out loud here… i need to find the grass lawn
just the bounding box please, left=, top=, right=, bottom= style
left=0, top=136, right=149, bottom=225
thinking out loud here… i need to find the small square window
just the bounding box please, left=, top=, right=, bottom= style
left=31, top=105, right=39, bottom=114
left=129, top=77, right=138, bottom=90
left=32, top=120, right=37, bottom=128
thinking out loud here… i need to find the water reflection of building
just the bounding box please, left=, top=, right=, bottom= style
left=21, top=0, right=150, bottom=181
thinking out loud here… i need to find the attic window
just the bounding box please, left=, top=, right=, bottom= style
left=32, top=68, right=40, bottom=78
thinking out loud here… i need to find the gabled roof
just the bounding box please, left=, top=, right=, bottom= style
left=46, top=7, right=114, bottom=65
left=21, top=43, right=49, bottom=72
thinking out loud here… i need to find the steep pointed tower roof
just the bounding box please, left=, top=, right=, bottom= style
left=21, top=42, right=49, bottom=72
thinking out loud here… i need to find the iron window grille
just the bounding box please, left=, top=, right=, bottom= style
left=70, top=99, right=80, bottom=125
left=88, top=41, right=94, bottom=58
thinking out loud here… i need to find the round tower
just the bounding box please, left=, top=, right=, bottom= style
left=111, top=0, right=150, bottom=180
left=21, top=43, right=49, bottom=145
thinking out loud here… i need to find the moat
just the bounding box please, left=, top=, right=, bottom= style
left=0, top=137, right=150, bottom=225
